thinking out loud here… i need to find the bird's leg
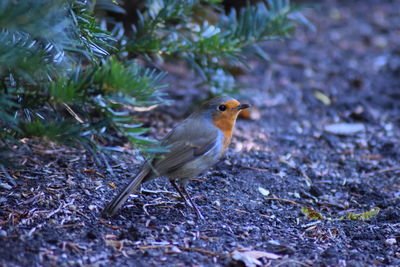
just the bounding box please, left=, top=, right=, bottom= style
left=170, top=180, right=205, bottom=220
left=170, top=180, right=193, bottom=208
left=180, top=185, right=205, bottom=220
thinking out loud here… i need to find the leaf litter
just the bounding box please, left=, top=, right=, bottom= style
left=1, top=0, right=400, bottom=266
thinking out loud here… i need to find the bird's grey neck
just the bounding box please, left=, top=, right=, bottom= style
left=187, top=110, right=214, bottom=127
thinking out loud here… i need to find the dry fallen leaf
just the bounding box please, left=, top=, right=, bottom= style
left=105, top=239, right=124, bottom=250
left=108, top=182, right=117, bottom=189
left=232, top=249, right=281, bottom=267
left=314, top=91, right=331, bottom=105
left=83, top=169, right=96, bottom=174
left=301, top=207, right=325, bottom=220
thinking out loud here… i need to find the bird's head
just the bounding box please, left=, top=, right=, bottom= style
left=198, top=96, right=250, bottom=132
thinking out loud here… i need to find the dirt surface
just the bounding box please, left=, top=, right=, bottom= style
left=1, top=0, right=399, bottom=266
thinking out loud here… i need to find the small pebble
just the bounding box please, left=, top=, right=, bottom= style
left=173, top=226, right=183, bottom=233
left=385, top=238, right=397, bottom=246
left=0, top=230, right=7, bottom=237
left=170, top=246, right=182, bottom=253
left=68, top=205, right=77, bottom=210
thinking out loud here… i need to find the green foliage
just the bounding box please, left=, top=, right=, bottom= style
left=340, top=207, right=380, bottom=221
left=0, top=0, right=166, bottom=168
left=125, top=0, right=310, bottom=94
left=301, top=206, right=381, bottom=221
left=0, top=0, right=308, bottom=171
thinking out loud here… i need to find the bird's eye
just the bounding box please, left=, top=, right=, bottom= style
left=218, top=105, right=227, bottom=111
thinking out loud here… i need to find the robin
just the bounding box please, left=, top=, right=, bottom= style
left=103, top=96, right=250, bottom=219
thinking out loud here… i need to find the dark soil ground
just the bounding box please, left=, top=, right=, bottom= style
left=1, top=0, right=399, bottom=266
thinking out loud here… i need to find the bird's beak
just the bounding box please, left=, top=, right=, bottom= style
left=237, top=103, right=250, bottom=110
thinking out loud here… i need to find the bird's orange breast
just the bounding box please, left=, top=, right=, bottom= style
left=212, top=99, right=241, bottom=152
left=213, top=117, right=234, bottom=152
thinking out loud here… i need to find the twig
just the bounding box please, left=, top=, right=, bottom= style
left=57, top=223, right=85, bottom=228
left=62, top=241, right=83, bottom=254
left=275, top=259, right=311, bottom=267
left=63, top=103, right=84, bottom=123
left=74, top=209, right=90, bottom=220
left=99, top=219, right=120, bottom=230
left=299, top=169, right=312, bottom=187
left=316, top=201, right=345, bottom=209
left=0, top=165, right=16, bottom=186
left=241, top=166, right=270, bottom=172
left=141, top=189, right=178, bottom=196
left=22, top=192, right=44, bottom=204
left=143, top=201, right=178, bottom=215
left=233, top=209, right=249, bottom=214
left=138, top=245, right=172, bottom=250
left=137, top=244, right=223, bottom=257
left=179, top=246, right=222, bottom=256
left=365, top=166, right=400, bottom=176
left=46, top=202, right=63, bottom=219
left=264, top=198, right=300, bottom=205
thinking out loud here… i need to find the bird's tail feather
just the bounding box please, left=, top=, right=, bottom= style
left=102, top=167, right=151, bottom=217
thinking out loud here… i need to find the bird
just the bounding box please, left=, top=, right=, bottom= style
left=102, top=96, right=250, bottom=219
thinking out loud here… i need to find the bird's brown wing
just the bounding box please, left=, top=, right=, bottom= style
left=150, top=133, right=219, bottom=175
left=148, top=115, right=221, bottom=176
